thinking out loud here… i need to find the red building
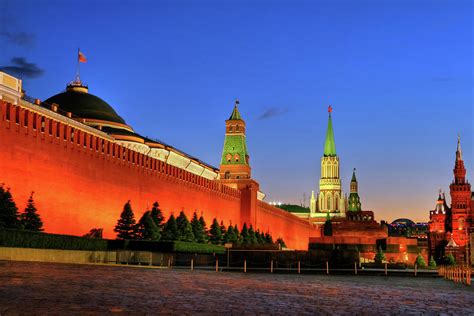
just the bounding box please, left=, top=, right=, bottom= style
left=428, top=137, right=474, bottom=264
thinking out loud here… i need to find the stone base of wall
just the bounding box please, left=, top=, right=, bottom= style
left=0, top=247, right=117, bottom=264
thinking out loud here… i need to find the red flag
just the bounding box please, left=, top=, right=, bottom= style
left=78, top=51, right=87, bottom=63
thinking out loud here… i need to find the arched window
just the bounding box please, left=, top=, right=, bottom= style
left=224, top=171, right=231, bottom=179
left=327, top=195, right=331, bottom=211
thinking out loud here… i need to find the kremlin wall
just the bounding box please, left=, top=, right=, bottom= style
left=0, top=71, right=318, bottom=249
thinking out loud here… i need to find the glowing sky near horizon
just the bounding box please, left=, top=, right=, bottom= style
left=1, top=0, right=472, bottom=223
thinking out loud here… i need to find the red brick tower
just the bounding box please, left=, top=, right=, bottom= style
left=449, top=136, right=471, bottom=248
left=219, top=100, right=260, bottom=227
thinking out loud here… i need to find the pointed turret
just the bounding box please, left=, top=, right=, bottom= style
left=310, top=190, right=316, bottom=213
left=229, top=100, right=242, bottom=120
left=324, top=105, right=336, bottom=157
left=449, top=135, right=471, bottom=246
left=453, top=135, right=467, bottom=185
left=456, top=135, right=462, bottom=161
left=347, top=168, right=362, bottom=212
left=317, top=105, right=345, bottom=215
left=219, top=100, right=251, bottom=180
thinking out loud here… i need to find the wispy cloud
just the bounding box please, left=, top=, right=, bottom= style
left=0, top=57, right=44, bottom=79
left=0, top=31, right=35, bottom=48
left=258, top=107, right=288, bottom=120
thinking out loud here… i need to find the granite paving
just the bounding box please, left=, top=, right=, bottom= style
left=0, top=261, right=473, bottom=315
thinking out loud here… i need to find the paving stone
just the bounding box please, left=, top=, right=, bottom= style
left=0, top=261, right=473, bottom=314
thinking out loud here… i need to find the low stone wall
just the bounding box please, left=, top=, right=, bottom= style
left=0, top=247, right=214, bottom=266
left=0, top=247, right=117, bottom=264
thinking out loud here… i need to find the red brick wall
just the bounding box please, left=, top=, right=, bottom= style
left=257, top=202, right=320, bottom=249
left=0, top=101, right=318, bottom=249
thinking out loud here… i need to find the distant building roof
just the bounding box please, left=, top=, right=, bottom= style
left=277, top=204, right=310, bottom=213
left=391, top=218, right=415, bottom=226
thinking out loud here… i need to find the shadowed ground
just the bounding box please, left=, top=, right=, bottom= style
left=0, top=261, right=472, bottom=315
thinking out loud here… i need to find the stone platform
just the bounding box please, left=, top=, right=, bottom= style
left=0, top=261, right=472, bottom=314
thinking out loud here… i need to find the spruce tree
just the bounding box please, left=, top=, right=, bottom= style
left=428, top=256, right=437, bottom=268
left=209, top=218, right=222, bottom=245
left=275, top=237, right=286, bottom=249
left=256, top=230, right=265, bottom=244
left=248, top=225, right=258, bottom=244
left=241, top=223, right=250, bottom=244
left=234, top=224, right=241, bottom=244
left=220, top=220, right=227, bottom=240
left=150, top=202, right=164, bottom=227
left=20, top=192, right=43, bottom=231
left=191, top=212, right=205, bottom=243
left=374, top=246, right=386, bottom=264
left=161, top=214, right=179, bottom=241
left=415, top=254, right=427, bottom=267
left=199, top=215, right=209, bottom=243
left=114, top=201, right=137, bottom=240
left=0, top=185, right=20, bottom=229
left=176, top=211, right=195, bottom=242
left=323, top=212, right=333, bottom=236
left=225, top=225, right=238, bottom=244
left=264, top=232, right=274, bottom=244
left=136, top=211, right=161, bottom=241
left=445, top=253, right=456, bottom=266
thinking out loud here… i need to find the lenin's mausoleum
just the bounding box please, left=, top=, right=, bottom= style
left=1, top=69, right=460, bottom=263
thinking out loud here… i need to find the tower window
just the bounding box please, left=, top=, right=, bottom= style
left=234, top=153, right=240, bottom=162
left=225, top=171, right=230, bottom=179
left=226, top=153, right=232, bottom=162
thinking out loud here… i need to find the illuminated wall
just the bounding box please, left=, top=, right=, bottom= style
left=0, top=100, right=320, bottom=249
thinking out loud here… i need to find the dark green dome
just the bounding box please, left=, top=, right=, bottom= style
left=44, top=87, right=126, bottom=125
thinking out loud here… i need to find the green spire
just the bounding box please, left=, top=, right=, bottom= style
left=221, top=100, right=248, bottom=166
left=229, top=100, right=242, bottom=120
left=351, top=168, right=357, bottom=182
left=348, top=168, right=362, bottom=212
left=324, top=106, right=336, bottom=157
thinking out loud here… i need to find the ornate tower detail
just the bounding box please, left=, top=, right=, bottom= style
left=347, top=168, right=362, bottom=212
left=310, top=190, right=316, bottom=213
left=317, top=106, right=346, bottom=215
left=449, top=135, right=471, bottom=247
left=219, top=100, right=251, bottom=180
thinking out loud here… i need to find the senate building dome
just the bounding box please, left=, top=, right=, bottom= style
left=44, top=82, right=131, bottom=131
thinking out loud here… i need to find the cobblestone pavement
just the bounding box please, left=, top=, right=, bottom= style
left=0, top=261, right=473, bottom=315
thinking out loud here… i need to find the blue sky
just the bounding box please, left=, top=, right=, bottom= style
left=1, top=0, right=472, bottom=222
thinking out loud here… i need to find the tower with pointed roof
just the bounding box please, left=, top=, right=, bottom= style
left=347, top=169, right=362, bottom=212
left=314, top=106, right=346, bottom=217
left=449, top=136, right=471, bottom=247
left=219, top=100, right=251, bottom=180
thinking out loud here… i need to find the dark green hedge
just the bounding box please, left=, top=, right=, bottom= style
left=108, top=240, right=225, bottom=254
left=0, top=229, right=108, bottom=251
left=0, top=229, right=226, bottom=254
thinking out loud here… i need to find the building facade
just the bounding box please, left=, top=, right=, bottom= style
left=428, top=137, right=474, bottom=264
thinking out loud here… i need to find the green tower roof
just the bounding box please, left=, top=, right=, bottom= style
left=229, top=101, right=242, bottom=120
left=221, top=100, right=248, bottom=166
left=324, top=107, right=336, bottom=157
left=351, top=168, right=357, bottom=182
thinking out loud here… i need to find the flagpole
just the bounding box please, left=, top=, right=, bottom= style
left=76, top=47, right=80, bottom=83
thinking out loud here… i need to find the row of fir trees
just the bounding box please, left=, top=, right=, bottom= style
left=114, top=200, right=286, bottom=247
left=0, top=185, right=43, bottom=231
